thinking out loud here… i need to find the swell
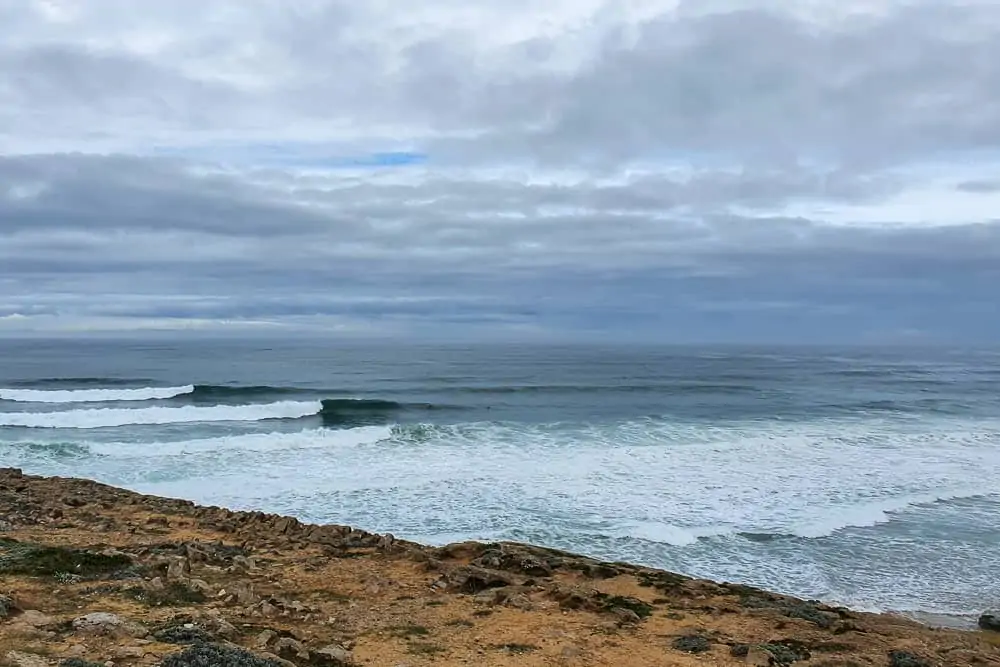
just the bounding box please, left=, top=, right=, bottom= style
left=319, top=398, right=440, bottom=427
left=445, top=383, right=767, bottom=395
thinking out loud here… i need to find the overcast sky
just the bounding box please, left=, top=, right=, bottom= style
left=2, top=0, right=999, bottom=342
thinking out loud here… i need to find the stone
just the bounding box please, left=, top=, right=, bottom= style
left=166, top=557, right=192, bottom=581
left=311, top=644, right=354, bottom=666
left=64, top=645, right=88, bottom=659
left=0, top=594, right=17, bottom=618
left=17, top=610, right=58, bottom=628
left=208, top=616, right=239, bottom=639
left=506, top=593, right=534, bottom=611
left=72, top=612, right=146, bottom=638
left=979, top=613, right=1000, bottom=632
left=610, top=607, right=641, bottom=626
left=113, top=647, right=146, bottom=659
left=187, top=578, right=214, bottom=596
left=4, top=652, right=50, bottom=667
left=275, top=637, right=309, bottom=661
left=259, top=654, right=297, bottom=667
left=232, top=580, right=258, bottom=605
left=745, top=646, right=775, bottom=666
left=255, top=629, right=278, bottom=648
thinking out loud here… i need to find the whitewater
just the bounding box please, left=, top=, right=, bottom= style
left=1, top=339, right=999, bottom=625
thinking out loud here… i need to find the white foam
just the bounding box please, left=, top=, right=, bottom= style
left=0, top=401, right=321, bottom=428
left=0, top=385, right=195, bottom=403
left=87, top=425, right=394, bottom=456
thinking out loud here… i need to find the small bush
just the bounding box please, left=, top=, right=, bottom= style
left=126, top=581, right=207, bottom=607
left=161, top=644, right=286, bottom=667
left=0, top=538, right=134, bottom=579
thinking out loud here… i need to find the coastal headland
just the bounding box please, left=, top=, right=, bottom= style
left=1, top=468, right=997, bottom=667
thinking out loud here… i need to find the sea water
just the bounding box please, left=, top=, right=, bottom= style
left=1, top=338, right=998, bottom=623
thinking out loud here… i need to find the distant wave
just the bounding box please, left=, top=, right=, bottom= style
left=0, top=385, right=195, bottom=404
left=168, top=385, right=307, bottom=403
left=449, top=382, right=764, bottom=395
left=0, top=400, right=322, bottom=429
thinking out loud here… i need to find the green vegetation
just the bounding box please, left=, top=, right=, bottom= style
left=0, top=538, right=134, bottom=579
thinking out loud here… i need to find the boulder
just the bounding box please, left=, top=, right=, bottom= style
left=979, top=613, right=1000, bottom=632
left=72, top=611, right=146, bottom=638
left=16, top=609, right=57, bottom=628
left=0, top=594, right=18, bottom=618
left=311, top=644, right=354, bottom=666
left=4, top=652, right=49, bottom=667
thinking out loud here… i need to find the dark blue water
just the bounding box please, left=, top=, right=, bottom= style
left=1, top=338, right=998, bottom=622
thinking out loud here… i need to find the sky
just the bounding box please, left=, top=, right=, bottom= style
left=2, top=0, right=1000, bottom=343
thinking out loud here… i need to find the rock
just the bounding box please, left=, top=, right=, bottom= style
left=113, top=647, right=146, bottom=659
left=473, top=589, right=500, bottom=605
left=186, top=578, right=214, bottom=596
left=63, top=645, right=88, bottom=659
left=311, top=644, right=354, bottom=666
left=16, top=610, right=57, bottom=628
left=275, top=637, right=309, bottom=661
left=506, top=593, right=534, bottom=611
left=255, top=629, right=278, bottom=648
left=259, top=654, right=296, bottom=667
left=4, top=652, right=50, bottom=667
left=979, top=613, right=1000, bottom=632
left=610, top=607, right=641, bottom=626
left=72, top=612, right=146, bottom=638
left=745, top=646, right=774, bottom=666
left=444, top=565, right=515, bottom=593
left=232, top=580, right=258, bottom=605
left=206, top=616, right=239, bottom=639
left=0, top=594, right=18, bottom=618
left=166, top=556, right=192, bottom=581
left=672, top=635, right=712, bottom=653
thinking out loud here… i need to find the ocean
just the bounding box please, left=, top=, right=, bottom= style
left=1, top=338, right=998, bottom=624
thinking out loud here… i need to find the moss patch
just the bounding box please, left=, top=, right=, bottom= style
left=0, top=538, right=135, bottom=579
left=125, top=581, right=207, bottom=607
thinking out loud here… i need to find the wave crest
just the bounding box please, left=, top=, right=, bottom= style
left=0, top=400, right=322, bottom=429
left=1, top=385, right=195, bottom=404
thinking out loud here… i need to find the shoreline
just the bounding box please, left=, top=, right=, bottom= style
left=1, top=466, right=998, bottom=666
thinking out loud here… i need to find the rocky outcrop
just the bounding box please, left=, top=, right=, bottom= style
left=0, top=467, right=998, bottom=667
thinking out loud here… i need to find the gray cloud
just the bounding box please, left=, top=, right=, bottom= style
left=1, top=0, right=999, bottom=340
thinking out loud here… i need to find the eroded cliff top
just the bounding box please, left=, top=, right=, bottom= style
left=1, top=468, right=997, bottom=667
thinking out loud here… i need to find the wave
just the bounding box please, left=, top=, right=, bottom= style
left=175, top=385, right=306, bottom=402
left=319, top=398, right=437, bottom=427
left=0, top=401, right=322, bottom=429
left=84, top=425, right=394, bottom=457
left=0, top=385, right=195, bottom=404
left=450, top=383, right=764, bottom=395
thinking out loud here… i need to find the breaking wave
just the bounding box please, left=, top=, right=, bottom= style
left=0, top=401, right=323, bottom=429
left=0, top=385, right=195, bottom=403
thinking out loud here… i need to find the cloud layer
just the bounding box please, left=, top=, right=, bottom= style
left=2, top=0, right=999, bottom=341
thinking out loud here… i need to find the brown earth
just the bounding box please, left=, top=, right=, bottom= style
left=1, top=467, right=998, bottom=667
